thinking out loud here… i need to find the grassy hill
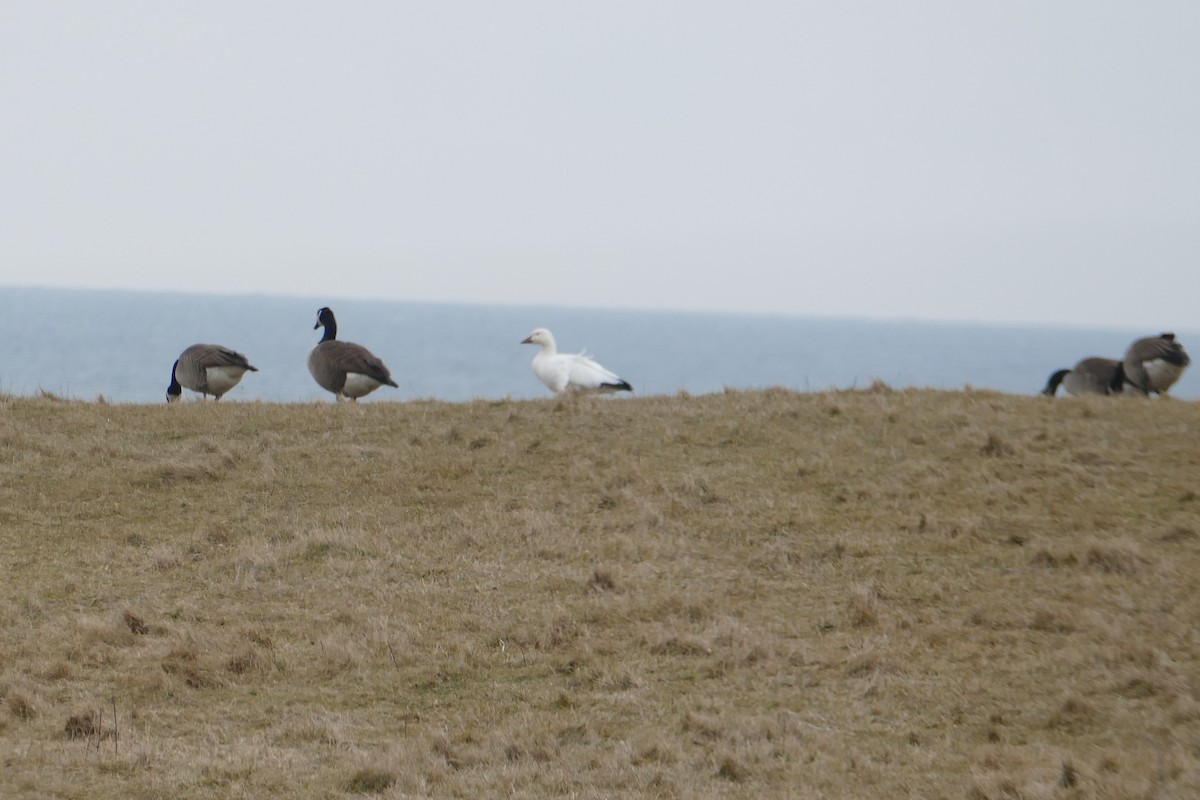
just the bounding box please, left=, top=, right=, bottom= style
left=1, top=388, right=1198, bottom=799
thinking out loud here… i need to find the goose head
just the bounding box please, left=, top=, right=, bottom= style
left=313, top=307, right=339, bottom=343
left=314, top=307, right=336, bottom=332
left=520, top=328, right=556, bottom=352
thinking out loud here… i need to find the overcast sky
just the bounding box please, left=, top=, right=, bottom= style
left=2, top=2, right=1198, bottom=330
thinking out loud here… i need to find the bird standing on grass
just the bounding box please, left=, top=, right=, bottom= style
left=308, top=307, right=399, bottom=401
left=166, top=344, right=258, bottom=402
left=520, top=327, right=632, bottom=396
left=1042, top=357, right=1124, bottom=397
left=1121, top=333, right=1190, bottom=396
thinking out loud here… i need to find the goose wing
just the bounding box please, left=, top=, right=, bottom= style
left=1124, top=335, right=1190, bottom=392
left=565, top=353, right=619, bottom=388
left=196, top=344, right=257, bottom=371
left=317, top=341, right=398, bottom=387
left=563, top=352, right=631, bottom=392
left=1130, top=336, right=1190, bottom=368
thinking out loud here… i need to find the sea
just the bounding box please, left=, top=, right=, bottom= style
left=2, top=286, right=1197, bottom=404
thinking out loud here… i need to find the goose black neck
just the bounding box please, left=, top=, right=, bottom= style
left=167, top=360, right=182, bottom=399
left=316, top=308, right=338, bottom=342
left=1042, top=369, right=1067, bottom=397
left=1108, top=363, right=1126, bottom=393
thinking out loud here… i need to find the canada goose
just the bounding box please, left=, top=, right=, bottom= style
left=1042, top=357, right=1124, bottom=397
left=308, top=307, right=399, bottom=401
left=166, top=344, right=258, bottom=402
left=520, top=327, right=632, bottom=395
left=1122, top=332, right=1190, bottom=396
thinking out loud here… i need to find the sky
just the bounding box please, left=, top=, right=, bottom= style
left=2, top=2, right=1199, bottom=330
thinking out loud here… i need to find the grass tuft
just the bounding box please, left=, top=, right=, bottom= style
left=123, top=611, right=150, bottom=635
left=1160, top=526, right=1197, bottom=543
left=980, top=432, right=1012, bottom=456
left=716, top=753, right=750, bottom=782
left=846, top=584, right=882, bottom=628
left=1084, top=545, right=1142, bottom=575
left=64, top=710, right=99, bottom=740
left=1059, top=759, right=1078, bottom=788
left=587, top=568, right=617, bottom=592
left=345, top=766, right=396, bottom=794
left=7, top=692, right=36, bottom=721
left=1048, top=696, right=1098, bottom=732
left=225, top=649, right=268, bottom=676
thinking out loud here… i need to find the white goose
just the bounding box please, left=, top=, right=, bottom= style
left=520, top=328, right=632, bottom=396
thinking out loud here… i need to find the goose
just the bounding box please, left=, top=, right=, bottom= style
left=1042, top=357, right=1124, bottom=397
left=166, top=344, right=258, bottom=402
left=520, top=327, right=632, bottom=395
left=1122, top=332, right=1190, bottom=396
left=308, top=307, right=399, bottom=401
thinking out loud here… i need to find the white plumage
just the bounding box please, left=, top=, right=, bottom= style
left=520, top=328, right=633, bottom=396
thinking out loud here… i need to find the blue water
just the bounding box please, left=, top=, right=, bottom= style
left=2, top=286, right=1197, bottom=403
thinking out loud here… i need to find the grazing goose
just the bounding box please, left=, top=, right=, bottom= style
left=1042, top=357, right=1124, bottom=397
left=308, top=307, right=399, bottom=401
left=520, top=327, right=632, bottom=395
left=1122, top=332, right=1190, bottom=396
left=166, top=344, right=258, bottom=402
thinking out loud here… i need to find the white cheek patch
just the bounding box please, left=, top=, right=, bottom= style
left=342, top=373, right=383, bottom=398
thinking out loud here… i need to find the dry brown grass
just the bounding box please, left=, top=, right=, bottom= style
left=1, top=387, right=1198, bottom=798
